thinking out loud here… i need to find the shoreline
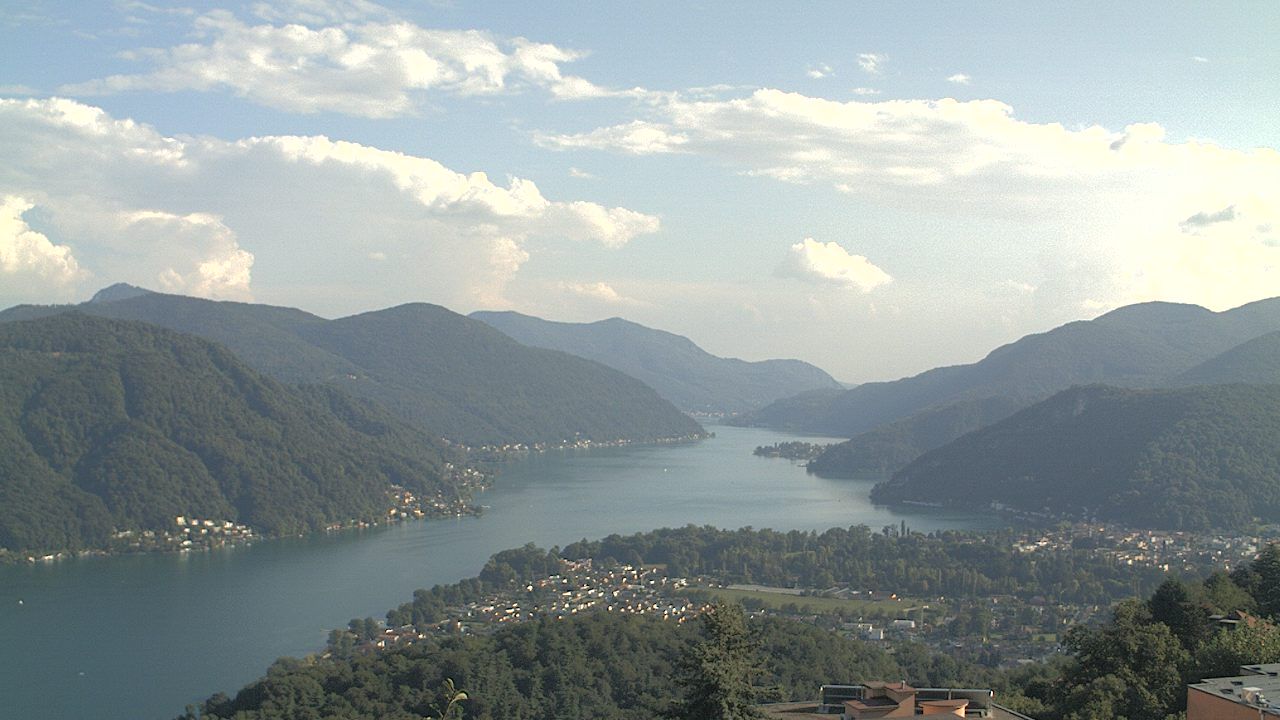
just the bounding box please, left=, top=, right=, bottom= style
left=0, top=432, right=709, bottom=566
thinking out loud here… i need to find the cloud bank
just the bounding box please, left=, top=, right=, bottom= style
left=539, top=89, right=1280, bottom=313
left=62, top=6, right=622, bottom=117
left=0, top=97, right=658, bottom=308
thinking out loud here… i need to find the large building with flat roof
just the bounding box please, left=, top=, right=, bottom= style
left=1188, top=663, right=1280, bottom=719
left=757, top=683, right=1036, bottom=720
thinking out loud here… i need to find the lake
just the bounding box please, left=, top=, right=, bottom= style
left=0, top=425, right=998, bottom=720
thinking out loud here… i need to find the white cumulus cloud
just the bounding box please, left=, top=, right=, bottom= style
left=538, top=87, right=1280, bottom=313
left=539, top=120, right=689, bottom=155
left=0, top=97, right=659, bottom=311
left=947, top=73, right=972, bottom=85
left=121, top=210, right=254, bottom=300
left=778, top=238, right=892, bottom=292
left=0, top=196, right=88, bottom=302
left=60, top=7, right=623, bottom=117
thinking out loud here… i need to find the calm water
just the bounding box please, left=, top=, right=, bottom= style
left=0, top=425, right=996, bottom=720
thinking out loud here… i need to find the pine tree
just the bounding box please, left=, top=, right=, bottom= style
left=669, top=603, right=765, bottom=720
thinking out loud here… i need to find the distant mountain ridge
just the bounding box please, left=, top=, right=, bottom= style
left=0, top=287, right=704, bottom=446
left=0, top=314, right=464, bottom=553
left=471, top=310, right=841, bottom=414
left=869, top=383, right=1280, bottom=531
left=1171, top=330, right=1280, bottom=386
left=764, top=297, right=1280, bottom=476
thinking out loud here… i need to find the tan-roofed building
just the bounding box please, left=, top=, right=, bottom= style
left=843, top=681, right=919, bottom=718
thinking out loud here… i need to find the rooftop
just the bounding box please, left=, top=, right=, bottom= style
left=1189, top=663, right=1280, bottom=714
left=758, top=701, right=1037, bottom=720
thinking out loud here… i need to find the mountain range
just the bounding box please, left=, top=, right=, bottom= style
left=471, top=310, right=841, bottom=414
left=0, top=286, right=704, bottom=447
left=772, top=298, right=1280, bottom=476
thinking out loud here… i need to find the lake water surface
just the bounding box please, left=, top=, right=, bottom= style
left=0, top=425, right=998, bottom=720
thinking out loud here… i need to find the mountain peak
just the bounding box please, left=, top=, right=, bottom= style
left=1091, top=300, right=1212, bottom=326
left=88, top=283, right=153, bottom=304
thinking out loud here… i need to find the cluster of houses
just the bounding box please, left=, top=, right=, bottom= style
left=1012, top=523, right=1265, bottom=573
left=447, top=561, right=702, bottom=631
left=107, top=515, right=256, bottom=552
left=385, top=481, right=483, bottom=521
left=338, top=560, right=708, bottom=655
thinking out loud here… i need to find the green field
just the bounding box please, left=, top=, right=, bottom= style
left=676, top=585, right=934, bottom=619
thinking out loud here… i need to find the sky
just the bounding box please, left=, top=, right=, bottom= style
left=1, top=1, right=1278, bottom=383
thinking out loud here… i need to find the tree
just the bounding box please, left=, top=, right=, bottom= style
left=1253, top=543, right=1280, bottom=619
left=432, top=678, right=468, bottom=720
left=1148, top=579, right=1208, bottom=652
left=1059, top=600, right=1189, bottom=720
left=669, top=603, right=765, bottom=720
left=1196, top=571, right=1255, bottom=615
left=1194, top=621, right=1280, bottom=680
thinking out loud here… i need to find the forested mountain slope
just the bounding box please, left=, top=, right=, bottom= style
left=807, top=395, right=1025, bottom=477
left=1, top=286, right=704, bottom=446
left=472, top=310, right=841, bottom=414
left=296, top=303, right=705, bottom=444
left=870, top=384, right=1280, bottom=531
left=0, top=314, right=462, bottom=553
left=1172, top=330, right=1280, bottom=386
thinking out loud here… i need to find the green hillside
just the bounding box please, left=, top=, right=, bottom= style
left=0, top=287, right=704, bottom=446
left=807, top=395, right=1024, bottom=477
left=870, top=384, right=1280, bottom=531
left=0, top=314, right=463, bottom=554
left=472, top=311, right=841, bottom=414
left=2, top=286, right=352, bottom=383
left=183, top=610, right=899, bottom=720
left=298, top=304, right=706, bottom=444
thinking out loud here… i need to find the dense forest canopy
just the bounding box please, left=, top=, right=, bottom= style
left=181, top=610, right=903, bottom=720
left=807, top=395, right=1025, bottom=477
left=1173, top=329, right=1280, bottom=386
left=1017, top=544, right=1280, bottom=720
left=0, top=314, right=463, bottom=553
left=872, top=384, right=1280, bottom=531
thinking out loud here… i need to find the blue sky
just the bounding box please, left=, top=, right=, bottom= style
left=2, top=1, right=1278, bottom=381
